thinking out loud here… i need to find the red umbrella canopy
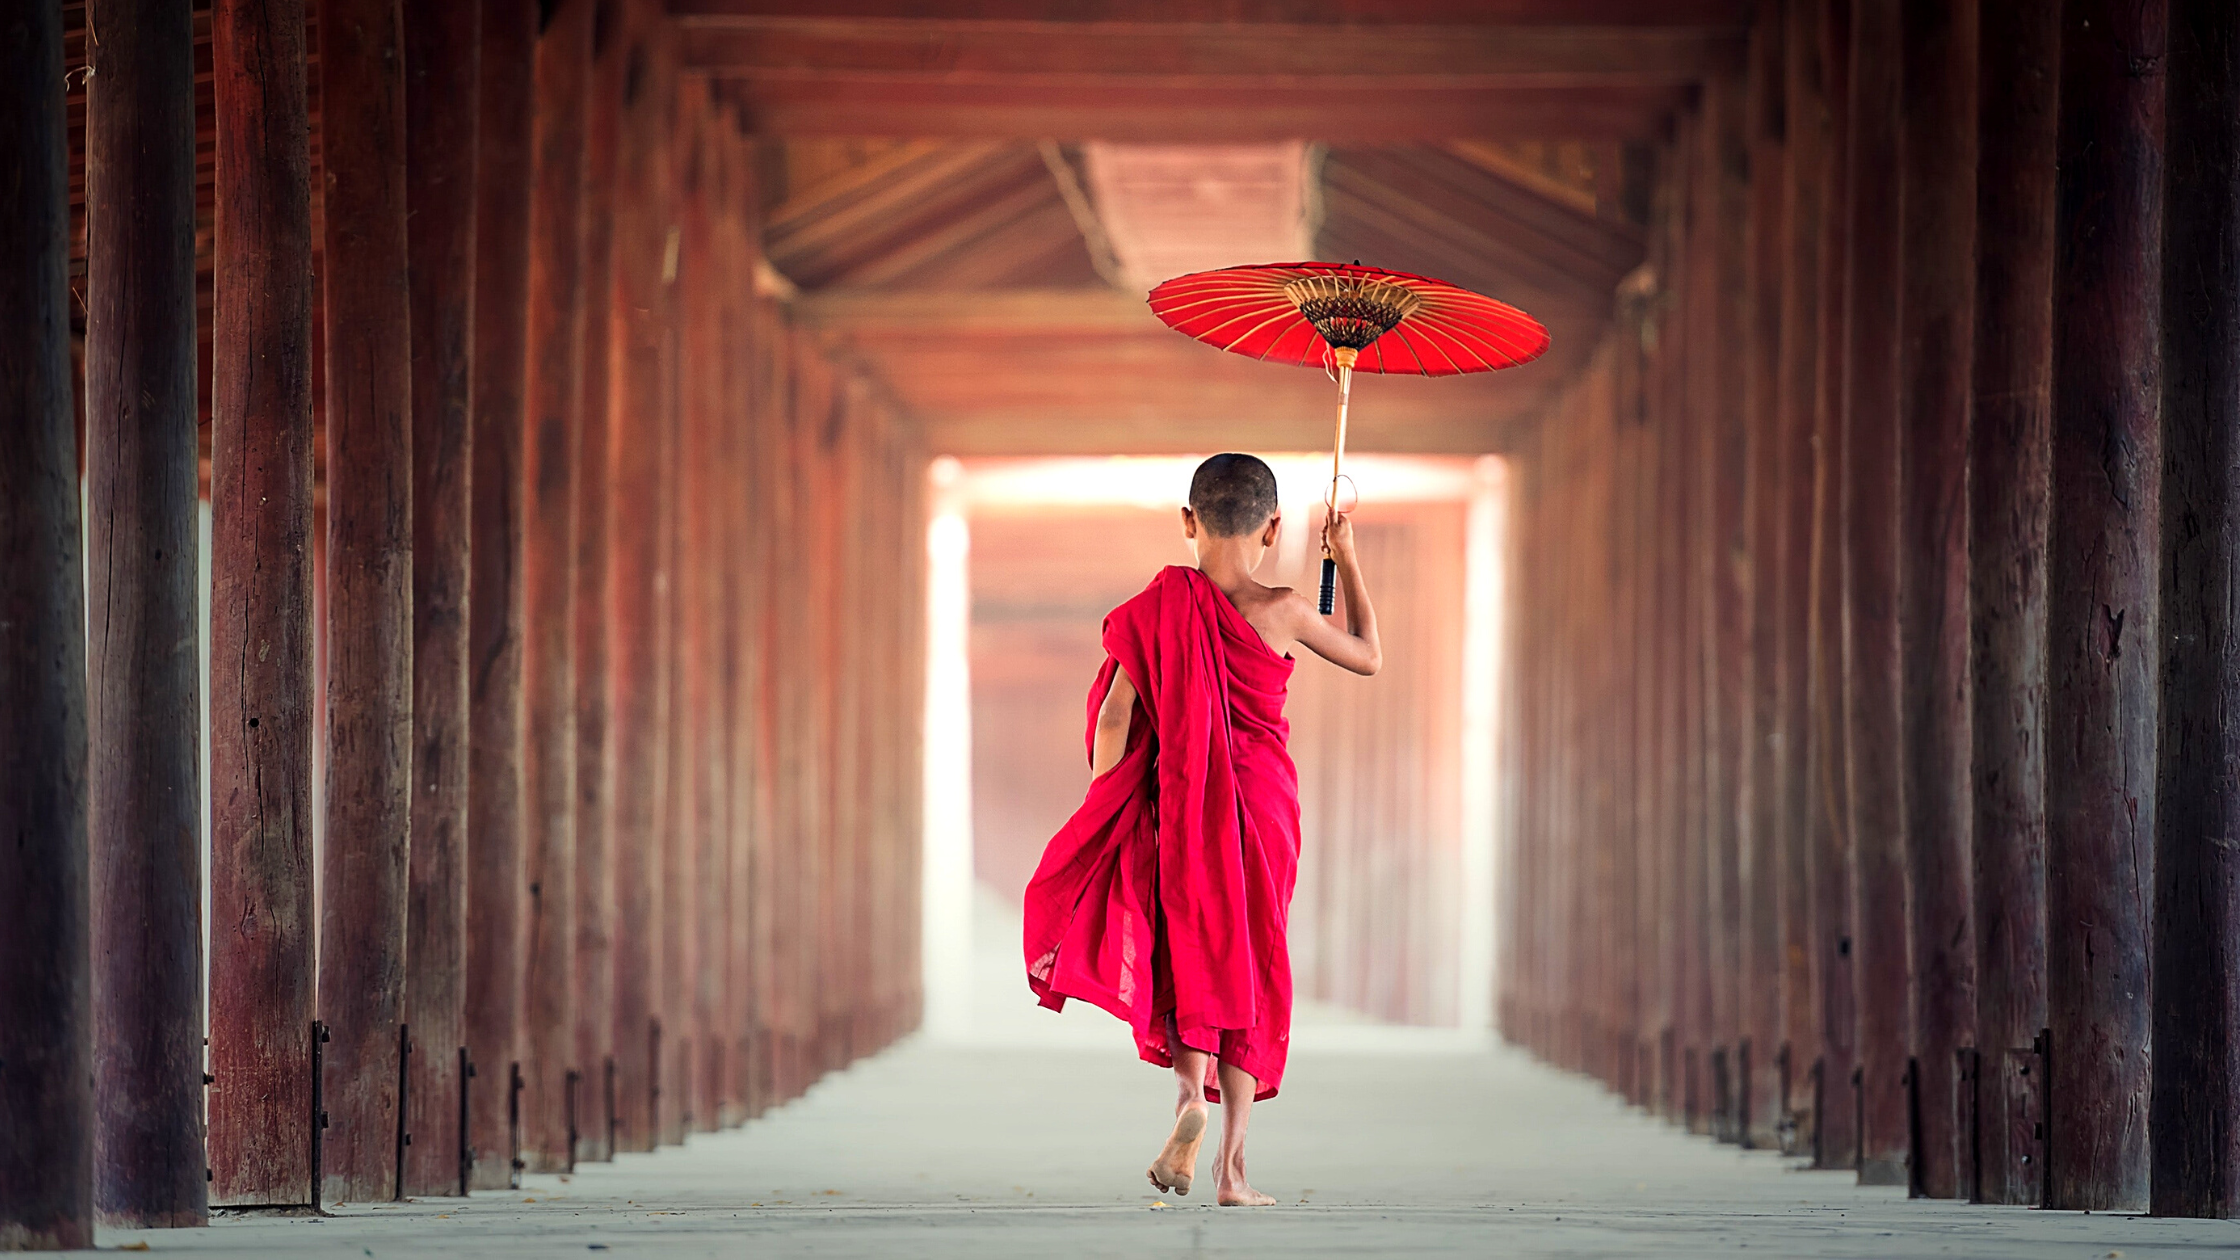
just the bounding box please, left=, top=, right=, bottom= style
left=1146, top=261, right=1550, bottom=376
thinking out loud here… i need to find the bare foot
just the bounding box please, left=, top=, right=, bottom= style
left=1217, top=1183, right=1277, bottom=1207
left=1147, top=1105, right=1207, bottom=1196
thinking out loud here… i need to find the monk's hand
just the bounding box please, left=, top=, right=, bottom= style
left=1323, top=511, right=1357, bottom=561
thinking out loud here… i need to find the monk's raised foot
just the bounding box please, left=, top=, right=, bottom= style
left=1217, top=1183, right=1278, bottom=1208
left=1147, top=1105, right=1207, bottom=1196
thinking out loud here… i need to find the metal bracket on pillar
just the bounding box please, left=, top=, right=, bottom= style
left=1955, top=1047, right=1982, bottom=1203
left=507, top=1061, right=525, bottom=1189
left=604, top=1056, right=618, bottom=1159
left=310, top=1020, right=331, bottom=1209
left=394, top=1024, right=411, bottom=1201
left=1903, top=1057, right=1922, bottom=1198
left=565, top=1069, right=582, bottom=1174
left=1810, top=1057, right=1827, bottom=1166
left=2026, top=1028, right=2051, bottom=1208
left=458, top=1050, right=475, bottom=1198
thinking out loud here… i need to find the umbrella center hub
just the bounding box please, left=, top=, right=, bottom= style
left=1283, top=275, right=1422, bottom=350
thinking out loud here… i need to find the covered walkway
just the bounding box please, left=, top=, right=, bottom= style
left=100, top=1037, right=2240, bottom=1258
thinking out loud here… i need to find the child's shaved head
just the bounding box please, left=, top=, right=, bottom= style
left=1189, top=453, right=1280, bottom=538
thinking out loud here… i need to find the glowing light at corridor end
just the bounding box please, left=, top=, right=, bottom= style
left=921, top=457, right=975, bottom=1041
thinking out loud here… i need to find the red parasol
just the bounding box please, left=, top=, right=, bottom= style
left=1147, top=261, right=1549, bottom=611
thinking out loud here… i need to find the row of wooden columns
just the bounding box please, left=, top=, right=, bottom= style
left=1, top=0, right=925, bottom=1246
left=1501, top=0, right=2240, bottom=1217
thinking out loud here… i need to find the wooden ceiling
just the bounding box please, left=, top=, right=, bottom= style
left=719, top=0, right=1735, bottom=455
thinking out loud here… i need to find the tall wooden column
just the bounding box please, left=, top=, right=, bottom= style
left=208, top=0, right=318, bottom=1210
left=1896, top=0, right=1979, bottom=1200
left=1841, top=0, right=1910, bottom=1188
left=317, top=0, right=416, bottom=1205
left=83, top=0, right=206, bottom=1228
left=1969, top=0, right=2059, bottom=1209
left=608, top=2, right=678, bottom=1154
left=467, top=0, right=535, bottom=1193
left=401, top=0, right=480, bottom=1199
left=0, top=1, right=92, bottom=1246
left=572, top=0, right=628, bottom=1166
left=1808, top=0, right=1859, bottom=1173
left=1740, top=6, right=1789, bottom=1151
left=1777, top=0, right=1831, bottom=1152
left=521, top=0, right=593, bottom=1174
left=2151, top=0, right=2239, bottom=1218
left=2045, top=0, right=2165, bottom=1213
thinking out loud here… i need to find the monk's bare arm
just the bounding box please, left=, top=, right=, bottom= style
left=1287, top=514, right=1381, bottom=676
left=1089, top=665, right=1139, bottom=778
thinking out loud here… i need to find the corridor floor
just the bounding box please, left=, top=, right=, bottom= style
left=101, top=1035, right=2240, bottom=1258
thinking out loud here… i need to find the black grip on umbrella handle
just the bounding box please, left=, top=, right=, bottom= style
left=1318, top=556, right=1338, bottom=616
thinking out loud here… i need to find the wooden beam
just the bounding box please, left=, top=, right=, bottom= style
left=2046, top=0, right=2165, bottom=1215
left=721, top=81, right=1690, bottom=141
left=84, top=0, right=207, bottom=1227
left=571, top=0, right=630, bottom=1165
left=467, top=0, right=536, bottom=1194
left=316, top=0, right=416, bottom=1205
left=0, top=0, right=93, bottom=1247
left=2151, top=0, right=2240, bottom=1221
left=675, top=19, right=1744, bottom=86
left=401, top=0, right=480, bottom=1200
left=1966, top=0, right=2057, bottom=1211
left=209, top=0, right=319, bottom=1212
left=670, top=0, right=1752, bottom=25
left=520, top=0, right=593, bottom=1176
left=606, top=0, right=678, bottom=1156
left=1839, top=0, right=1907, bottom=1191
left=1895, top=0, right=1978, bottom=1202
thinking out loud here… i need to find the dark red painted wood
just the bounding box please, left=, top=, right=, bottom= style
left=1969, top=0, right=2059, bottom=1210
left=2045, top=0, right=2165, bottom=1213
left=608, top=0, right=679, bottom=1155
left=317, top=0, right=417, bottom=1205
left=1740, top=5, right=1787, bottom=1151
left=1807, top=0, right=1859, bottom=1174
left=572, top=0, right=628, bottom=1167
left=521, top=0, right=595, bottom=1174
left=402, top=0, right=481, bottom=1199
left=468, top=0, right=537, bottom=1193
left=83, top=0, right=207, bottom=1228
left=2151, top=0, right=2240, bottom=1219
left=208, top=0, right=319, bottom=1210
left=0, top=0, right=94, bottom=1246
left=1895, top=0, right=1978, bottom=1201
left=1776, top=0, right=1829, bottom=1152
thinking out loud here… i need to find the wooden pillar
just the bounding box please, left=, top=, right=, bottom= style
left=1896, top=0, right=1979, bottom=1200
left=401, top=0, right=480, bottom=1199
left=520, top=0, right=593, bottom=1174
left=1968, top=0, right=2059, bottom=1210
left=1807, top=0, right=1860, bottom=1173
left=607, top=1, right=677, bottom=1153
left=0, top=1, right=93, bottom=1246
left=83, top=0, right=206, bottom=1227
left=208, top=0, right=318, bottom=1210
left=1777, top=0, right=1830, bottom=1153
left=467, top=0, right=534, bottom=1192
left=2152, top=0, right=2240, bottom=1218
left=2045, top=0, right=2165, bottom=1213
left=1840, top=0, right=1909, bottom=1188
left=316, top=0, right=416, bottom=1204
left=1740, top=4, right=1789, bottom=1151
left=571, top=0, right=628, bottom=1166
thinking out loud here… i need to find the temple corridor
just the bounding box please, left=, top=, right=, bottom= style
left=13, top=0, right=2240, bottom=1252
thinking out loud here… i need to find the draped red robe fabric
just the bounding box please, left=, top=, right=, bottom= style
left=1024, top=565, right=1300, bottom=1101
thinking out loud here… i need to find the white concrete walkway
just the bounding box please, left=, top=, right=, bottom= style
left=101, top=1034, right=2240, bottom=1258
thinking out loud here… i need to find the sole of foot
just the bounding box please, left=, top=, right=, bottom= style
left=1147, top=1107, right=1207, bottom=1196
left=1218, top=1187, right=1278, bottom=1207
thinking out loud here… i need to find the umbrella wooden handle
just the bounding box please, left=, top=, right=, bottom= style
left=1320, top=348, right=1357, bottom=616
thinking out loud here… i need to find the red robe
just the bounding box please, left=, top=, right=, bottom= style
left=1024, top=565, right=1300, bottom=1101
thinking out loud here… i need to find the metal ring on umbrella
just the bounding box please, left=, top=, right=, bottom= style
left=1147, top=261, right=1550, bottom=613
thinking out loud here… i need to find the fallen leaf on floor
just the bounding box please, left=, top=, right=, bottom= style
left=117, top=1245, right=150, bottom=1253
left=522, top=1198, right=536, bottom=1204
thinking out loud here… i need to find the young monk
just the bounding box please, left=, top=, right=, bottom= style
left=1023, top=453, right=1381, bottom=1207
